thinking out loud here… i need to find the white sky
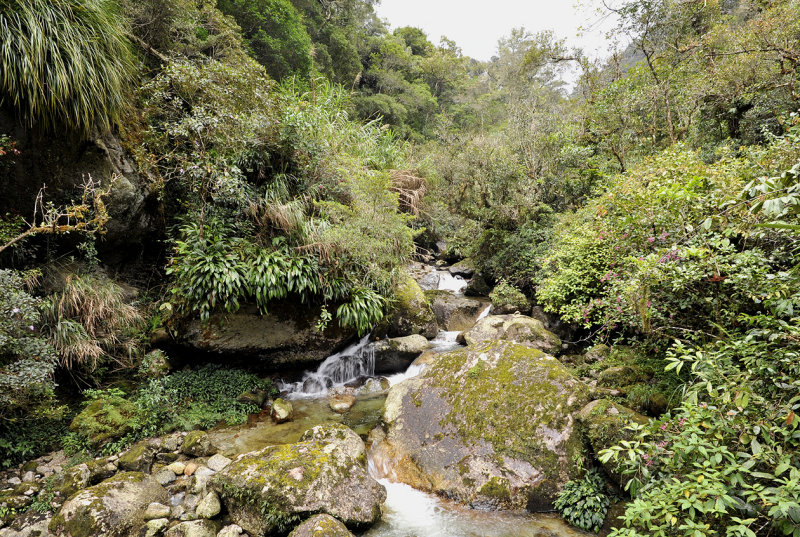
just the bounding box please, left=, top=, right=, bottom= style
left=373, top=0, right=621, bottom=63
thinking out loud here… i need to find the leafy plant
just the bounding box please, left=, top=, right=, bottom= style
left=554, top=469, right=611, bottom=533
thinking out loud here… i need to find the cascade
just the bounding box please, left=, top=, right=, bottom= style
left=280, top=335, right=374, bottom=397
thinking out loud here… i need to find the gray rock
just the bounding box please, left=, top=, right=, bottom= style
left=180, top=302, right=355, bottom=369
left=210, top=424, right=385, bottom=536
left=462, top=314, right=561, bottom=355
left=196, top=492, right=221, bottom=519
left=144, top=502, right=171, bottom=520
left=425, top=291, right=487, bottom=331
left=165, top=520, right=218, bottom=537
left=189, top=468, right=215, bottom=496
left=287, top=514, right=355, bottom=537
left=380, top=340, right=588, bottom=511
left=20, top=473, right=34, bottom=484
left=144, top=518, right=170, bottom=537
left=372, top=335, right=430, bottom=375
left=6, top=478, right=20, bottom=487
left=216, top=525, right=243, bottom=537
left=181, top=431, right=216, bottom=458
left=328, top=394, right=356, bottom=414
left=49, top=472, right=168, bottom=537
left=167, top=462, right=187, bottom=476
left=154, top=469, right=177, bottom=486
left=271, top=398, right=293, bottom=423
left=206, top=455, right=231, bottom=473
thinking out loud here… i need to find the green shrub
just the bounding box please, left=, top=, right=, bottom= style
left=489, top=279, right=529, bottom=312
left=554, top=469, right=611, bottom=533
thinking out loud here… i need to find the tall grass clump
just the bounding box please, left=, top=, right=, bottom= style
left=0, top=0, right=135, bottom=136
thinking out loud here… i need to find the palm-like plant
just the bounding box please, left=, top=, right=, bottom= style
left=0, top=0, right=135, bottom=137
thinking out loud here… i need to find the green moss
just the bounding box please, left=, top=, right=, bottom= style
left=422, top=341, right=587, bottom=477
left=69, top=396, right=137, bottom=448
left=479, top=476, right=511, bottom=501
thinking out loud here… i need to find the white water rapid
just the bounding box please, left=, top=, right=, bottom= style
left=279, top=335, right=374, bottom=397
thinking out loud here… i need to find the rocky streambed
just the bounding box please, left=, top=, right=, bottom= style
left=0, top=261, right=650, bottom=537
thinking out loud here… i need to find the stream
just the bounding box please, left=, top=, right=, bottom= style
left=207, top=275, right=587, bottom=537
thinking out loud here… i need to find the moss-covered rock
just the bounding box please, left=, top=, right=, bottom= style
left=577, top=400, right=649, bottom=485
left=69, top=396, right=137, bottom=449
left=118, top=440, right=159, bottom=473
left=181, top=431, right=216, bottom=458
left=462, top=314, right=561, bottom=355
left=375, top=274, right=438, bottom=339
left=209, top=424, right=385, bottom=536
left=164, top=519, right=218, bottom=537
left=288, top=514, right=355, bottom=537
left=424, top=291, right=487, bottom=331
left=380, top=341, right=589, bottom=511
left=597, top=366, right=650, bottom=388
left=139, top=349, right=171, bottom=379
left=372, top=335, right=430, bottom=374
left=49, top=472, right=168, bottom=537
left=584, top=344, right=610, bottom=364
left=271, top=398, right=293, bottom=423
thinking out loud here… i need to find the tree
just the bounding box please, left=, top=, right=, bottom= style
left=217, top=0, right=313, bottom=80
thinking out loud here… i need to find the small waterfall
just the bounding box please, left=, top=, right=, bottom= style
left=280, top=335, right=374, bottom=397
left=437, top=272, right=467, bottom=293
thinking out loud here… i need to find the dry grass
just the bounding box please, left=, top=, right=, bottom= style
left=390, top=170, right=427, bottom=217
left=42, top=270, right=144, bottom=372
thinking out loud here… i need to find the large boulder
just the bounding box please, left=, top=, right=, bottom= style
left=372, top=335, right=430, bottom=374
left=49, top=472, right=168, bottom=537
left=380, top=341, right=589, bottom=511
left=425, top=291, right=488, bottom=331
left=181, top=302, right=356, bottom=369
left=375, top=274, right=437, bottom=339
left=462, top=315, right=561, bottom=355
left=577, top=400, right=649, bottom=485
left=210, top=424, right=385, bottom=535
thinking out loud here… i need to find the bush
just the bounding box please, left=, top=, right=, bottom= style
left=489, top=279, right=530, bottom=312
left=554, top=469, right=611, bottom=533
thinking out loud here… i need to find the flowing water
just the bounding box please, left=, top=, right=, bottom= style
left=437, top=272, right=468, bottom=294
left=213, top=290, right=584, bottom=537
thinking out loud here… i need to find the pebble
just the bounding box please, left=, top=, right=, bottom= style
left=154, top=469, right=177, bottom=486
left=144, top=518, right=170, bottom=537
left=184, top=462, right=199, bottom=476
left=7, top=477, right=21, bottom=486
left=144, top=502, right=171, bottom=521
left=21, top=472, right=35, bottom=483
left=195, top=491, right=221, bottom=519
left=167, top=462, right=186, bottom=475
left=217, top=524, right=243, bottom=537
left=206, top=454, right=231, bottom=472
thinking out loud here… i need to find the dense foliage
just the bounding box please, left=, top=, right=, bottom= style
left=554, top=469, right=611, bottom=533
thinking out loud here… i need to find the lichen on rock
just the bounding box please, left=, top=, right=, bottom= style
left=380, top=340, right=588, bottom=511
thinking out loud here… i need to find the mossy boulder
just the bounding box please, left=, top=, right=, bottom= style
left=577, top=400, right=649, bottom=485
left=69, top=396, right=137, bottom=449
left=597, top=366, right=650, bottom=388
left=164, top=519, right=219, bottom=537
left=210, top=424, right=385, bottom=536
left=181, top=431, right=216, bottom=457
left=448, top=259, right=475, bottom=278
left=271, top=398, right=294, bottom=423
left=139, top=349, right=171, bottom=379
left=52, top=458, right=117, bottom=498
left=375, top=274, right=438, bottom=339
left=372, top=335, right=430, bottom=374
left=118, top=440, right=159, bottom=473
left=49, top=472, right=168, bottom=537
left=463, top=314, right=561, bottom=355
left=424, top=290, right=487, bottom=331
left=380, top=341, right=589, bottom=511
left=584, top=344, right=610, bottom=364
left=288, top=514, right=355, bottom=537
